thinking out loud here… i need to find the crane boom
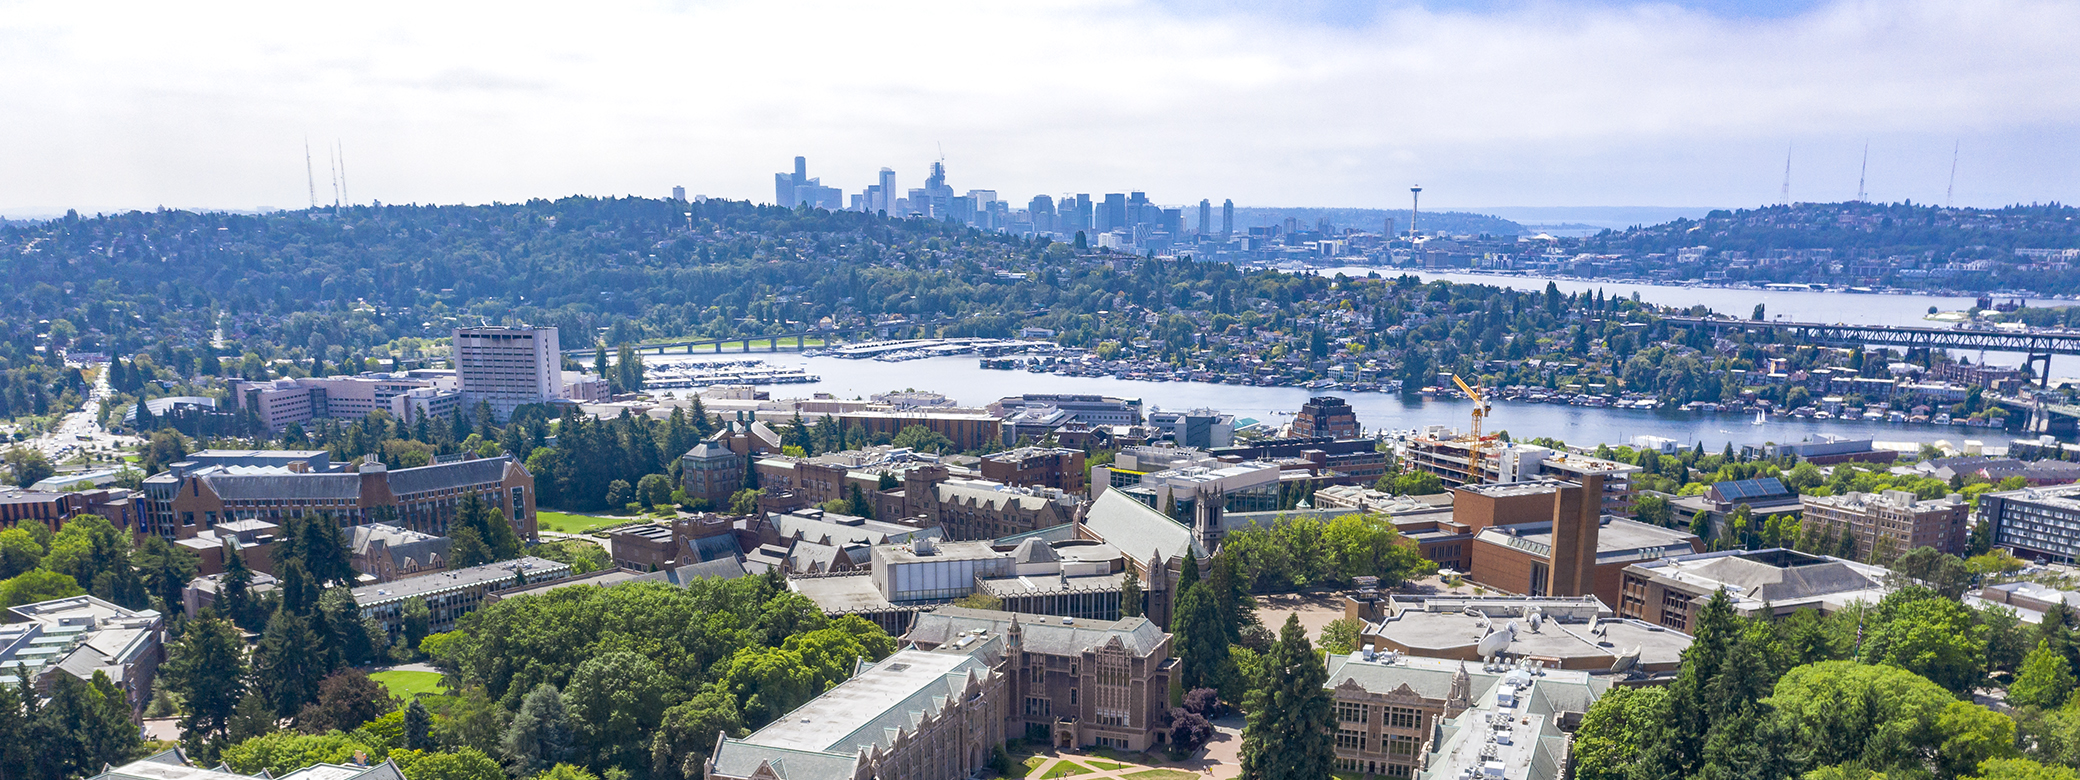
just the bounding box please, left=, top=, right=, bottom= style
left=1449, top=373, right=1494, bottom=484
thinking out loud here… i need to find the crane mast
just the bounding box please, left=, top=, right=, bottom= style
left=1451, top=373, right=1495, bottom=484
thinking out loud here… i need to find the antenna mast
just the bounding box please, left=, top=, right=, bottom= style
left=1945, top=141, right=1960, bottom=208
left=337, top=140, right=349, bottom=208
left=1856, top=142, right=1868, bottom=202
left=1779, top=144, right=1792, bottom=206
left=304, top=139, right=317, bottom=209
left=329, top=145, right=341, bottom=208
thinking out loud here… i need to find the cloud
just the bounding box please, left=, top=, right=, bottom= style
left=0, top=0, right=2073, bottom=215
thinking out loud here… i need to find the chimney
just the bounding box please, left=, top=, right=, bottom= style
left=1546, top=473, right=1603, bottom=598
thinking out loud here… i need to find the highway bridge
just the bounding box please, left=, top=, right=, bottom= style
left=564, top=317, right=969, bottom=356
left=1661, top=315, right=2080, bottom=387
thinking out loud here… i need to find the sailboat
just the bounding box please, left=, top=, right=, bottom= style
left=1752, top=410, right=1766, bottom=425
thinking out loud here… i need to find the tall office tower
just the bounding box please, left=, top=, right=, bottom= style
left=453, top=326, right=563, bottom=422
left=862, top=184, right=883, bottom=213
left=671, top=186, right=686, bottom=202
left=1221, top=199, right=1234, bottom=237
left=1100, top=194, right=1127, bottom=233
left=774, top=156, right=810, bottom=207
left=1029, top=195, right=1055, bottom=234
left=1197, top=199, right=1211, bottom=237
left=1384, top=217, right=1396, bottom=239
left=877, top=168, right=896, bottom=213
left=1127, top=192, right=1151, bottom=226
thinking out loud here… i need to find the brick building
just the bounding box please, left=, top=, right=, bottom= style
left=1798, top=489, right=1968, bottom=559
left=979, top=447, right=1086, bottom=493
left=1293, top=396, right=1360, bottom=439
left=139, top=454, right=537, bottom=548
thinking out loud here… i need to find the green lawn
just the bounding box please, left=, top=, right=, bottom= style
left=536, top=511, right=633, bottom=534
left=1082, top=760, right=1129, bottom=771
left=1123, top=771, right=1196, bottom=780
left=369, top=670, right=445, bottom=700
left=1022, top=757, right=1051, bottom=773
left=1031, top=761, right=1095, bottom=780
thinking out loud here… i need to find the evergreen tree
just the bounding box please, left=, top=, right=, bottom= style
left=502, top=682, right=574, bottom=777
left=1635, top=589, right=1739, bottom=779
left=1208, top=552, right=1257, bottom=643
left=253, top=609, right=327, bottom=718
left=1171, top=583, right=1235, bottom=694
left=166, top=611, right=247, bottom=756
left=220, top=543, right=262, bottom=631
left=1120, top=567, right=1143, bottom=618
left=405, top=698, right=436, bottom=751
left=1239, top=614, right=1334, bottom=780
left=1177, top=549, right=1200, bottom=597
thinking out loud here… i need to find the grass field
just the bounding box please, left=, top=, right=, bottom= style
left=1081, top=760, right=1129, bottom=771
left=370, top=670, right=445, bottom=700
left=1031, top=762, right=1095, bottom=780
left=1123, top=771, right=1196, bottom=780
left=536, top=511, right=632, bottom=534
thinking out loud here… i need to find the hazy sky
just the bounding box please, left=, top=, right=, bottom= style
left=3, top=0, right=2076, bottom=216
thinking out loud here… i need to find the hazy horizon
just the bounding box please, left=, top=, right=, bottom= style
left=4, top=0, right=2076, bottom=215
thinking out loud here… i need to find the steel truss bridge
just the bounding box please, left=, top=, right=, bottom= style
left=1661, top=315, right=2080, bottom=387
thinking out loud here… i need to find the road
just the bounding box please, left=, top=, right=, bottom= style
left=12, top=363, right=140, bottom=475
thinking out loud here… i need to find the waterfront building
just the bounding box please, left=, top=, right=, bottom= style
left=1293, top=396, right=1360, bottom=439
left=1799, top=489, right=1967, bottom=558
left=453, top=325, right=563, bottom=422
left=1146, top=408, right=1234, bottom=449
left=1982, top=482, right=2080, bottom=562
left=1, top=595, right=164, bottom=715
left=351, top=555, right=571, bottom=634
left=139, top=454, right=536, bottom=545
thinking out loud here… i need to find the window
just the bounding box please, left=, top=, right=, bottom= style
left=1388, top=735, right=1417, bottom=756
left=1336, top=729, right=1367, bottom=751
left=1386, top=707, right=1420, bottom=730
left=1069, top=689, right=1076, bottom=706
left=1024, top=697, right=1051, bottom=718
left=1336, top=701, right=1369, bottom=724
left=1385, top=764, right=1413, bottom=777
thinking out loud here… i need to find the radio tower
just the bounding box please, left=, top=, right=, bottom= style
left=1779, top=144, right=1792, bottom=206
left=1945, top=141, right=1960, bottom=208
left=1855, top=143, right=1868, bottom=202
left=304, top=139, right=317, bottom=209
left=336, top=140, right=349, bottom=208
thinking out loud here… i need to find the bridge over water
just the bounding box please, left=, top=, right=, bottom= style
left=1661, top=315, right=2080, bottom=387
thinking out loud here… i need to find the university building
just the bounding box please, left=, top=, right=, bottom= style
left=139, top=453, right=537, bottom=546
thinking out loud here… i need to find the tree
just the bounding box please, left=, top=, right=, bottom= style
left=1570, top=686, right=1668, bottom=780
left=953, top=592, right=1003, bottom=610
left=606, top=479, right=635, bottom=509
left=1239, top=614, right=1334, bottom=780
left=166, top=611, right=248, bottom=755
left=1389, top=470, right=1444, bottom=496
left=890, top=424, right=953, bottom=453
left=1120, top=567, right=1143, bottom=618
left=450, top=526, right=493, bottom=568
left=296, top=669, right=397, bottom=734
left=220, top=731, right=379, bottom=775
left=404, top=698, right=435, bottom=751
left=1633, top=494, right=1672, bottom=527
left=1171, top=583, right=1235, bottom=694
left=1768, top=660, right=2016, bottom=778
left=1892, top=547, right=1973, bottom=600
left=1317, top=618, right=1363, bottom=656
left=565, top=651, right=673, bottom=776
left=3, top=447, right=54, bottom=487
left=649, top=689, right=743, bottom=780
left=1168, top=707, right=1216, bottom=756
left=0, top=568, right=84, bottom=609
left=226, top=690, right=279, bottom=747
left=32, top=671, right=146, bottom=780
left=637, top=473, right=673, bottom=510
left=0, top=526, right=44, bottom=579
left=252, top=609, right=328, bottom=719
left=434, top=686, right=508, bottom=756
left=728, top=488, right=763, bottom=515
left=388, top=747, right=506, bottom=780
left=502, top=683, right=574, bottom=777
left=2013, top=639, right=2076, bottom=710
left=403, top=597, right=433, bottom=651
left=134, top=535, right=200, bottom=614
left=1862, top=588, right=1987, bottom=695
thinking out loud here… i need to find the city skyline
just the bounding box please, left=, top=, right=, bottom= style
left=4, top=0, right=2078, bottom=216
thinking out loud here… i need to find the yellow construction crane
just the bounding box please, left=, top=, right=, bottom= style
left=1451, top=373, right=1496, bottom=483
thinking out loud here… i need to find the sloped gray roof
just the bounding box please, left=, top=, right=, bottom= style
left=1081, top=489, right=1203, bottom=559
left=1011, top=537, right=1058, bottom=564
left=714, top=649, right=988, bottom=780
left=204, top=473, right=361, bottom=501
left=1683, top=555, right=1876, bottom=602
left=906, top=606, right=1167, bottom=658
left=384, top=457, right=513, bottom=495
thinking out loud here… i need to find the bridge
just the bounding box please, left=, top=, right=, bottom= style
left=1660, top=315, right=2080, bottom=387
left=566, top=317, right=969, bottom=356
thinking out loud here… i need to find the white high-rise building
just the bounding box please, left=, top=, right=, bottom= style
left=453, top=326, right=563, bottom=421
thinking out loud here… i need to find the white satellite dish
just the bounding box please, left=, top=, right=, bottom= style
left=1528, top=611, right=1544, bottom=632
left=1610, top=646, right=1641, bottom=674
left=1476, top=624, right=1514, bottom=658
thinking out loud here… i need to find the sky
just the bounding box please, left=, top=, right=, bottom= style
left=2, top=0, right=2077, bottom=217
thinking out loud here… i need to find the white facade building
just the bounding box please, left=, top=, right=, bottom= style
left=453, top=326, right=564, bottom=421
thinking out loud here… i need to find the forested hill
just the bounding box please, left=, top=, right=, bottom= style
left=1583, top=200, right=2080, bottom=258
left=0, top=198, right=1056, bottom=361
left=0, top=197, right=1314, bottom=368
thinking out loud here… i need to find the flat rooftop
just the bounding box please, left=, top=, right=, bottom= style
left=351, top=556, right=567, bottom=605
left=789, top=573, right=898, bottom=612
left=1457, top=480, right=1569, bottom=498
